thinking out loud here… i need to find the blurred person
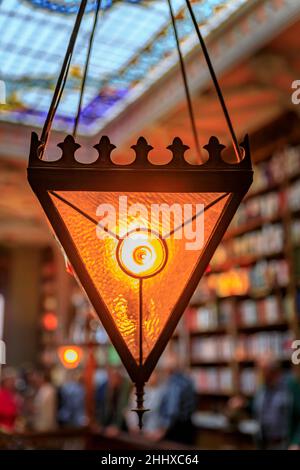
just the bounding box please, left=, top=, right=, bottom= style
left=253, top=358, right=290, bottom=449
left=0, top=367, right=20, bottom=432
left=57, top=369, right=86, bottom=428
left=31, top=368, right=57, bottom=432
left=95, top=365, right=131, bottom=437
left=126, top=370, right=165, bottom=435
left=226, top=393, right=249, bottom=428
left=17, top=365, right=36, bottom=430
left=287, top=365, right=300, bottom=450
left=147, top=353, right=196, bottom=445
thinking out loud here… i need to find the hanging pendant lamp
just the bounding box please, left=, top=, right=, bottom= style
left=27, top=0, right=253, bottom=428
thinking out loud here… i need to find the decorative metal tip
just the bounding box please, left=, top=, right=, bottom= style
left=132, top=407, right=149, bottom=431
left=132, top=383, right=149, bottom=431
left=167, top=137, right=190, bottom=165
left=131, top=137, right=153, bottom=165
left=28, top=134, right=251, bottom=171
left=203, top=136, right=226, bottom=165
left=94, top=136, right=116, bottom=164
left=29, top=132, right=44, bottom=164
left=57, top=135, right=81, bottom=163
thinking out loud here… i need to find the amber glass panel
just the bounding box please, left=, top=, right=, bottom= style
left=50, top=193, right=140, bottom=360
left=51, top=191, right=227, bottom=238
left=50, top=191, right=230, bottom=363
left=142, top=194, right=230, bottom=359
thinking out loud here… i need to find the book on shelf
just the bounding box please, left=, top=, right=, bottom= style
left=236, top=330, right=294, bottom=362
left=240, top=368, right=258, bottom=395
left=191, top=367, right=233, bottom=395
left=191, top=335, right=234, bottom=362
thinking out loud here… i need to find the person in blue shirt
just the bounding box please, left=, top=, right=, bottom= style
left=287, top=365, right=300, bottom=449
left=147, top=353, right=197, bottom=445
left=57, top=370, right=86, bottom=428
left=253, top=358, right=290, bottom=449
left=95, top=365, right=131, bottom=437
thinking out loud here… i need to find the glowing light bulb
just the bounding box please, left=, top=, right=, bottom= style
left=117, top=229, right=167, bottom=279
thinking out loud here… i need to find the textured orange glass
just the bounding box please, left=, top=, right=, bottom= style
left=141, top=194, right=230, bottom=359
left=50, top=191, right=231, bottom=363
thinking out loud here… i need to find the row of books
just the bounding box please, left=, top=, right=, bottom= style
left=39, top=252, right=60, bottom=356
left=229, top=179, right=300, bottom=231
left=237, top=295, right=288, bottom=327
left=188, top=293, right=291, bottom=332
left=230, top=191, right=282, bottom=229
left=287, top=179, right=300, bottom=212
left=192, top=367, right=261, bottom=395
left=191, top=258, right=289, bottom=301
left=249, top=146, right=300, bottom=195
left=240, top=368, right=259, bottom=395
left=191, top=335, right=234, bottom=362
left=235, top=331, right=293, bottom=361
left=292, top=219, right=300, bottom=246
left=187, top=304, right=219, bottom=332
left=191, top=367, right=233, bottom=394
left=211, top=223, right=284, bottom=268
left=191, top=331, right=293, bottom=362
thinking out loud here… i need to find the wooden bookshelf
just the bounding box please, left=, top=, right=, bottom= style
left=187, top=116, right=300, bottom=403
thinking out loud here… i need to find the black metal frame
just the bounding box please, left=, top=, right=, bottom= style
left=28, top=132, right=252, bottom=387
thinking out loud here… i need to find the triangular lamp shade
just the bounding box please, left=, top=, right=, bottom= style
left=28, top=133, right=252, bottom=423
left=49, top=190, right=230, bottom=365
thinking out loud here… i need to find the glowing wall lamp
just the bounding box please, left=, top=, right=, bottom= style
left=58, top=345, right=83, bottom=369
left=42, top=312, right=58, bottom=332
left=27, top=0, right=253, bottom=426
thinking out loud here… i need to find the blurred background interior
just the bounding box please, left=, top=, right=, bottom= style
left=1, top=0, right=300, bottom=450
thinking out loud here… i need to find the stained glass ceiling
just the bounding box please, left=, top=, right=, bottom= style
left=0, top=0, right=248, bottom=135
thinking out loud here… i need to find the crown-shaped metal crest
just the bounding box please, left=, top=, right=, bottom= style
left=29, top=132, right=251, bottom=168
left=28, top=132, right=252, bottom=194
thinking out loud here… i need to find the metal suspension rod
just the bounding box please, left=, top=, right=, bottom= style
left=167, top=0, right=202, bottom=160
left=73, top=0, right=102, bottom=137
left=139, top=278, right=143, bottom=367
left=40, top=0, right=88, bottom=152
left=184, top=0, right=242, bottom=162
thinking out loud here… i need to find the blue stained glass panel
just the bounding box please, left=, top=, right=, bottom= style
left=0, top=0, right=249, bottom=135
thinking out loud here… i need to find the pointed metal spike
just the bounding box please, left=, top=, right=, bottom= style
left=131, top=137, right=153, bottom=166
left=131, top=383, right=149, bottom=431
left=203, top=136, right=226, bottom=165
left=167, top=137, right=189, bottom=165
left=28, top=132, right=44, bottom=165
left=94, top=136, right=116, bottom=164
left=238, top=134, right=252, bottom=168
left=57, top=135, right=81, bottom=164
